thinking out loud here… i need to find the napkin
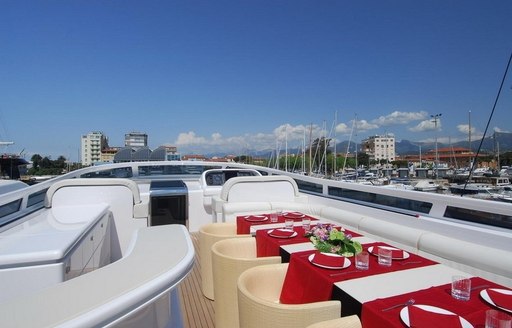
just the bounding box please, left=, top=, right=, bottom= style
left=269, top=229, right=295, bottom=238
left=311, top=252, right=345, bottom=267
left=408, top=305, right=462, bottom=328
left=378, top=246, right=404, bottom=259
left=487, top=289, right=512, bottom=310
left=244, top=215, right=268, bottom=222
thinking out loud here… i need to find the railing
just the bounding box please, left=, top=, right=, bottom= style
left=1, top=161, right=511, bottom=232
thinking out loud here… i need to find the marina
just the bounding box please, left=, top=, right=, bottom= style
left=0, top=160, right=510, bottom=327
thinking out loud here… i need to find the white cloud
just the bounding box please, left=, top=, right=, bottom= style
left=174, top=123, right=329, bottom=154
left=408, top=118, right=442, bottom=132
left=372, top=111, right=428, bottom=126
left=354, top=119, right=379, bottom=132
left=335, top=122, right=351, bottom=135
left=494, top=127, right=510, bottom=133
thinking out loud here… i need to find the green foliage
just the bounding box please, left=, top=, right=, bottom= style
left=27, top=154, right=71, bottom=176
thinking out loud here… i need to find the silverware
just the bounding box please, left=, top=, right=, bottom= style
left=399, top=261, right=422, bottom=265
left=381, top=298, right=415, bottom=311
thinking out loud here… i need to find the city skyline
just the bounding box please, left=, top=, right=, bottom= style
left=1, top=1, right=511, bottom=162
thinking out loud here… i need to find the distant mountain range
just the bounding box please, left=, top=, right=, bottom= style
left=336, top=132, right=512, bottom=156
left=389, top=131, right=512, bottom=155
left=210, top=132, right=512, bottom=159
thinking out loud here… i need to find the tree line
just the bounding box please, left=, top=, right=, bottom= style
left=28, top=154, right=80, bottom=176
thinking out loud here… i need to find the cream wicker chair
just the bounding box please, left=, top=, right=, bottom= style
left=305, top=316, right=362, bottom=328
left=199, top=222, right=250, bottom=300
left=237, top=263, right=342, bottom=328
left=212, top=237, right=281, bottom=328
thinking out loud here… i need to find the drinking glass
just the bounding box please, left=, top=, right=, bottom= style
left=284, top=219, right=294, bottom=230
left=485, top=309, right=512, bottom=328
left=302, top=218, right=311, bottom=231
left=355, top=251, right=369, bottom=270
left=451, top=275, right=471, bottom=301
left=270, top=212, right=278, bottom=223
left=377, top=247, right=392, bottom=266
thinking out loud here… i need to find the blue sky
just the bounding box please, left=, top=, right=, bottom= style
left=1, top=0, right=511, bottom=162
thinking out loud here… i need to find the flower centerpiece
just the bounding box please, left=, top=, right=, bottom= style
left=305, top=224, right=362, bottom=257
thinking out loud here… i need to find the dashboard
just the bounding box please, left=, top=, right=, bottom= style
left=203, top=169, right=261, bottom=186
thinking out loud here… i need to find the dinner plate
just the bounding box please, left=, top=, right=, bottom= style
left=480, top=288, right=512, bottom=313
left=283, top=212, right=305, bottom=219
left=400, top=304, right=473, bottom=328
left=367, top=245, right=410, bottom=260
left=308, top=253, right=351, bottom=270
left=267, top=229, right=297, bottom=238
left=244, top=215, right=269, bottom=222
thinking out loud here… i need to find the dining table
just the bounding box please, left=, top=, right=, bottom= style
left=279, top=242, right=437, bottom=306
left=237, top=211, right=512, bottom=327
left=267, top=227, right=512, bottom=327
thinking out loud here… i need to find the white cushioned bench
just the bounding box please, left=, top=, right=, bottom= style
left=417, top=232, right=512, bottom=287
left=212, top=176, right=308, bottom=222
left=211, top=177, right=512, bottom=287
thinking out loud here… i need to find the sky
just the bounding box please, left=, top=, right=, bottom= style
left=1, top=0, right=511, bottom=162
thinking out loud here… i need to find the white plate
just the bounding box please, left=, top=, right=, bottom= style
left=267, top=229, right=297, bottom=238
left=244, top=215, right=269, bottom=222
left=368, top=245, right=410, bottom=260
left=480, top=288, right=512, bottom=314
left=400, top=304, right=473, bottom=328
left=308, top=253, right=351, bottom=270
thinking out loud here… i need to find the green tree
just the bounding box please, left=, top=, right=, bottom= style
left=31, top=154, right=43, bottom=170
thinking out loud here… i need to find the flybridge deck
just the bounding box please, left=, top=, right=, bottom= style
left=0, top=161, right=510, bottom=327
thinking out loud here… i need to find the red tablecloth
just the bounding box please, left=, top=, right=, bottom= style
left=361, top=277, right=506, bottom=328
left=236, top=212, right=318, bottom=234
left=256, top=226, right=362, bottom=257
left=279, top=242, right=437, bottom=304
left=256, top=226, right=310, bottom=257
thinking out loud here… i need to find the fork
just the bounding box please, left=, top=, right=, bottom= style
left=381, top=298, right=415, bottom=311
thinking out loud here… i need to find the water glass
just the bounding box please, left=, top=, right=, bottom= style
left=451, top=275, right=471, bottom=301
left=377, top=247, right=392, bottom=266
left=302, top=218, right=311, bottom=231
left=485, top=309, right=512, bottom=328
left=270, top=212, right=278, bottom=223
left=355, top=251, right=369, bottom=270
left=284, top=219, right=294, bottom=229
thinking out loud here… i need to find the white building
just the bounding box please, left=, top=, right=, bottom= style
left=124, top=132, right=147, bottom=150
left=362, top=135, right=396, bottom=163
left=81, top=131, right=109, bottom=166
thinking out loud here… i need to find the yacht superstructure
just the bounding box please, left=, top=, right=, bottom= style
left=0, top=160, right=510, bottom=327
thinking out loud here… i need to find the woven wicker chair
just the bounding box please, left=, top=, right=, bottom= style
left=305, top=316, right=362, bottom=328
left=212, top=237, right=281, bottom=328
left=237, top=263, right=342, bottom=328
left=199, top=222, right=250, bottom=300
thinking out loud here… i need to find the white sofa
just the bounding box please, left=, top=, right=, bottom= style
left=212, top=175, right=308, bottom=222
left=211, top=177, right=512, bottom=287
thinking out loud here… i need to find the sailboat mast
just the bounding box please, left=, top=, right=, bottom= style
left=285, top=126, right=288, bottom=172
left=333, top=111, right=337, bottom=175
left=468, top=110, right=472, bottom=167
left=308, top=123, right=313, bottom=176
